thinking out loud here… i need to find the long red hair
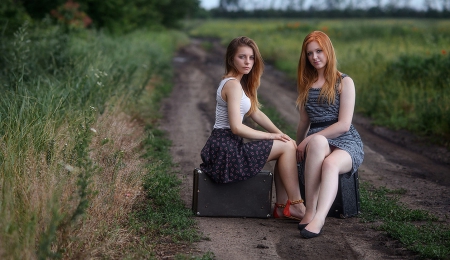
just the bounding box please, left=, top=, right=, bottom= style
left=296, top=31, right=341, bottom=108
left=224, top=36, right=264, bottom=115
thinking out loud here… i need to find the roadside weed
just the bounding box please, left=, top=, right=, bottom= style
left=0, top=21, right=195, bottom=258
left=360, top=182, right=449, bottom=259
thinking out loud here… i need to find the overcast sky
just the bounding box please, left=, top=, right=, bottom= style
left=199, top=0, right=431, bottom=10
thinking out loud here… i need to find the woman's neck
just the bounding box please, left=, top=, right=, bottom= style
left=225, top=72, right=243, bottom=81
left=311, top=70, right=325, bottom=88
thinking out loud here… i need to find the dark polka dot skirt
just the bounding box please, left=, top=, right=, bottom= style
left=200, top=129, right=273, bottom=184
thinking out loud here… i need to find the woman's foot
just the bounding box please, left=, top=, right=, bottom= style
left=298, top=223, right=308, bottom=230
left=303, top=218, right=324, bottom=235
left=300, top=228, right=322, bottom=239
left=283, top=199, right=306, bottom=220
left=273, top=203, right=286, bottom=219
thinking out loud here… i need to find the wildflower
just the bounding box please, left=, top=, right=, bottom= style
left=442, top=50, right=447, bottom=55
left=50, top=0, right=92, bottom=29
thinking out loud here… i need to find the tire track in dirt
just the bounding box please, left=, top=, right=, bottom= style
left=160, top=38, right=450, bottom=260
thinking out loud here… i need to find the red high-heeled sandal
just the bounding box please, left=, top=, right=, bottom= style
left=283, top=199, right=304, bottom=221
left=273, top=203, right=286, bottom=219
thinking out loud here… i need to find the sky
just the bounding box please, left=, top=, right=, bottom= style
left=201, top=0, right=219, bottom=10
left=199, top=0, right=430, bottom=10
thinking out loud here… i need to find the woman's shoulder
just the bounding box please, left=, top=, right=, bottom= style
left=221, top=76, right=237, bottom=82
left=339, top=72, right=349, bottom=79
left=219, top=77, right=238, bottom=88
left=221, top=77, right=243, bottom=93
left=339, top=73, right=353, bottom=84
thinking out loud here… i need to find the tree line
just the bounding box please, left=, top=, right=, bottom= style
left=214, top=0, right=450, bottom=18
left=218, top=0, right=450, bottom=11
left=2, top=0, right=449, bottom=37
left=1, top=0, right=202, bottom=35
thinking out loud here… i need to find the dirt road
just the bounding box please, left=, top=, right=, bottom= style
left=160, top=38, right=450, bottom=259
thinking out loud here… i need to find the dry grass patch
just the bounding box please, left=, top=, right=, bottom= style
left=61, top=104, right=149, bottom=259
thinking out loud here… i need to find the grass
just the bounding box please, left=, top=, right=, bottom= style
left=360, top=183, right=450, bottom=259
left=0, top=20, right=209, bottom=259
left=258, top=100, right=450, bottom=259
left=186, top=18, right=450, bottom=148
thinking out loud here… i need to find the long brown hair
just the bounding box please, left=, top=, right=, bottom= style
left=224, top=36, right=264, bottom=115
left=296, top=31, right=341, bottom=108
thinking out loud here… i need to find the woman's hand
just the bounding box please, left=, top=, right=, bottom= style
left=270, top=133, right=298, bottom=150
left=270, top=133, right=292, bottom=143
left=296, top=138, right=309, bottom=162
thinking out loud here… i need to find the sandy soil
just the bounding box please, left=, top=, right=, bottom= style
left=159, top=38, right=450, bottom=260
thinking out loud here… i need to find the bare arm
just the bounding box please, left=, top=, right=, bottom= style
left=224, top=80, right=290, bottom=142
left=296, top=105, right=310, bottom=161
left=249, top=108, right=281, bottom=134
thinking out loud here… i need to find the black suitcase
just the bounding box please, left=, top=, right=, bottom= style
left=298, top=163, right=360, bottom=218
left=192, top=168, right=273, bottom=218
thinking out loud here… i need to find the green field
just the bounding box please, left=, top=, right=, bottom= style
left=0, top=23, right=197, bottom=258
left=188, top=19, right=450, bottom=147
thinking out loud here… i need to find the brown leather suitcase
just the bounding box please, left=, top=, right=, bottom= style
left=298, top=163, right=360, bottom=218
left=192, top=168, right=273, bottom=218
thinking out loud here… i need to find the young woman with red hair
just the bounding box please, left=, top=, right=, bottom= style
left=295, top=31, right=364, bottom=238
left=200, top=36, right=305, bottom=220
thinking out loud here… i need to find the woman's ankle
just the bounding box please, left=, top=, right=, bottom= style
left=301, top=212, right=315, bottom=224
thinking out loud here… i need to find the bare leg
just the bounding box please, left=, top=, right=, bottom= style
left=273, top=161, right=288, bottom=217
left=305, top=149, right=352, bottom=234
left=268, top=140, right=305, bottom=218
left=300, top=135, right=331, bottom=225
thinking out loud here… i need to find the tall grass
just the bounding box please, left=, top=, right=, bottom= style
left=0, top=21, right=189, bottom=258
left=187, top=19, right=450, bottom=147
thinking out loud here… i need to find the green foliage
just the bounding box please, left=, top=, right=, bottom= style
left=50, top=0, right=93, bottom=31
left=2, top=0, right=201, bottom=36
left=125, top=39, right=200, bottom=244
left=360, top=183, right=450, bottom=259
left=0, top=20, right=189, bottom=258
left=257, top=98, right=296, bottom=138
left=361, top=53, right=450, bottom=143
left=136, top=112, right=200, bottom=243
left=21, top=0, right=65, bottom=19
left=387, top=54, right=450, bottom=90
left=0, top=0, right=31, bottom=35
left=359, top=184, right=437, bottom=223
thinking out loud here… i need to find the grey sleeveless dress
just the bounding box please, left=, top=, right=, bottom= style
left=302, top=74, right=364, bottom=177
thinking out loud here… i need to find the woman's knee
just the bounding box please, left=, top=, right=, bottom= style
left=321, top=158, right=339, bottom=174
left=271, top=140, right=295, bottom=157
left=322, top=150, right=352, bottom=174
left=307, top=135, right=329, bottom=153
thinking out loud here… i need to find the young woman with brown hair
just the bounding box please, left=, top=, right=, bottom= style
left=200, top=36, right=305, bottom=220
left=295, top=31, right=364, bottom=238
